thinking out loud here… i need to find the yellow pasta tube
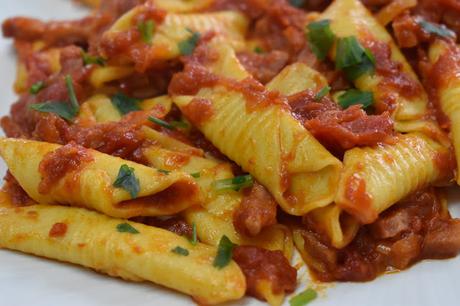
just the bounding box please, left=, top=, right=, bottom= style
left=321, top=0, right=428, bottom=123
left=335, top=133, right=450, bottom=224
left=0, top=138, right=201, bottom=218
left=428, top=39, right=460, bottom=185
left=89, top=65, right=134, bottom=88
left=153, top=0, right=214, bottom=13
left=0, top=204, right=245, bottom=304
left=173, top=42, right=342, bottom=216
left=143, top=144, right=293, bottom=258
left=266, top=62, right=328, bottom=96
left=106, top=7, right=248, bottom=62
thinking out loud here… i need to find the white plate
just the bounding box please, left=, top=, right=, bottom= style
left=0, top=1, right=459, bottom=306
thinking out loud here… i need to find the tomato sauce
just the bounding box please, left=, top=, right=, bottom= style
left=49, top=222, right=68, bottom=238
left=38, top=142, right=93, bottom=194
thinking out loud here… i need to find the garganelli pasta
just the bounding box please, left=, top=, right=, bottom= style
left=1, top=0, right=460, bottom=305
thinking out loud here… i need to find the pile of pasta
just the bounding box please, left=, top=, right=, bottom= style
left=2, top=0, right=460, bottom=305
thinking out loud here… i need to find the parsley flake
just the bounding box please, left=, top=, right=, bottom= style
left=138, top=20, right=155, bottom=45
left=289, top=288, right=318, bottom=306
left=29, top=81, right=45, bottom=95
left=111, top=93, right=141, bottom=115
left=189, top=222, right=198, bottom=246
left=116, top=222, right=140, bottom=234
left=178, top=29, right=201, bottom=56
left=82, top=52, right=106, bottom=66
left=171, top=246, right=189, bottom=256
left=338, top=89, right=374, bottom=109
left=418, top=18, right=455, bottom=39
left=335, top=36, right=375, bottom=81
left=214, top=175, right=253, bottom=191
left=29, top=75, right=80, bottom=121
left=113, top=164, right=140, bottom=198
left=314, top=86, right=331, bottom=101
left=213, top=235, right=236, bottom=269
left=307, top=20, right=335, bottom=61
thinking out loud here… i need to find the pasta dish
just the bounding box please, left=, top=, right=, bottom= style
left=1, top=0, right=460, bottom=304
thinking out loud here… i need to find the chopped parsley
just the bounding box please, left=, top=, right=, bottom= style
left=111, top=93, right=141, bottom=115
left=338, top=89, right=374, bottom=109
left=307, top=20, right=335, bottom=61
left=213, top=235, right=236, bottom=269
left=113, top=164, right=140, bottom=198
left=82, top=52, right=106, bottom=66
left=170, top=120, right=189, bottom=129
left=138, top=20, right=155, bottom=45
left=189, top=222, right=197, bottom=246
left=116, top=222, right=140, bottom=234
left=178, top=29, right=201, bottom=56
left=157, top=169, right=170, bottom=175
left=29, top=75, right=80, bottom=121
left=314, top=86, right=331, bottom=101
left=289, top=0, right=305, bottom=7
left=254, top=46, right=264, bottom=54
left=190, top=172, right=201, bottom=178
left=417, top=18, right=455, bottom=39
left=335, top=36, right=375, bottom=81
left=148, top=116, right=174, bottom=129
left=29, top=81, right=45, bottom=95
left=289, top=288, right=318, bottom=306
left=214, top=175, right=253, bottom=192
left=171, top=246, right=189, bottom=256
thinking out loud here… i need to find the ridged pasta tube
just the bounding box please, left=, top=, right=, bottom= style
left=0, top=138, right=201, bottom=218
left=0, top=204, right=246, bottom=304
left=173, top=42, right=342, bottom=216
left=335, top=133, right=450, bottom=224
left=428, top=39, right=460, bottom=185
left=321, top=0, right=428, bottom=123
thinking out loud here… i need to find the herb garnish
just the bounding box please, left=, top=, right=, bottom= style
left=113, top=164, right=140, bottom=198
left=214, top=175, right=253, bottom=191
left=116, top=222, right=140, bottom=234
left=213, top=235, right=236, bottom=269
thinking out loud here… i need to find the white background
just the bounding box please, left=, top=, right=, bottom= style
left=0, top=1, right=459, bottom=305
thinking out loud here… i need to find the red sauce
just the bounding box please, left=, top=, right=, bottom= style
left=3, top=171, right=32, bottom=206
left=301, top=188, right=460, bottom=282
left=289, top=91, right=394, bottom=155
left=38, top=142, right=93, bottom=194
left=237, top=50, right=289, bottom=84
left=433, top=148, right=456, bottom=184
left=181, top=98, right=214, bottom=127
left=233, top=183, right=277, bottom=237
left=169, top=42, right=288, bottom=112
left=133, top=216, right=193, bottom=237
left=342, top=174, right=377, bottom=224
left=232, top=246, right=297, bottom=300
left=49, top=222, right=68, bottom=238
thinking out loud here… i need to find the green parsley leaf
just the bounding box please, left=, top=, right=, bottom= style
left=418, top=18, right=455, bottom=39
left=138, top=20, right=155, bottom=45
left=289, top=0, right=305, bottom=7
left=116, top=222, right=140, bottom=234
left=111, top=93, right=141, bottom=115
left=149, top=116, right=175, bottom=129
left=29, top=75, right=80, bottom=121
left=29, top=102, right=77, bottom=121
left=189, top=222, right=197, bottom=246
left=314, top=86, right=331, bottom=101
left=190, top=172, right=201, bottom=178
left=254, top=46, right=264, bottom=54
left=170, top=120, right=189, bottom=129
left=82, top=52, right=106, bottom=66
left=289, top=288, right=318, bottom=306
left=335, top=36, right=375, bottom=80
left=29, top=81, right=45, bottom=95
left=307, top=20, right=335, bottom=61
left=178, top=29, right=201, bottom=56
left=113, top=164, right=140, bottom=198
left=213, top=235, right=236, bottom=269
left=171, top=246, right=189, bottom=256
left=214, top=175, right=253, bottom=191
left=338, top=89, right=374, bottom=109
left=65, top=75, right=80, bottom=113
left=158, top=169, right=170, bottom=175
